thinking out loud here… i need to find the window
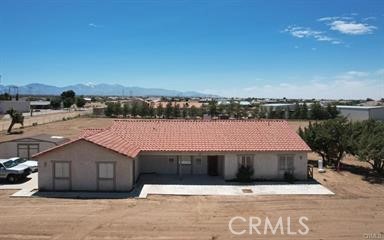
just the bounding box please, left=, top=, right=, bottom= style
left=98, top=163, right=115, bottom=179
left=278, top=155, right=294, bottom=171
left=54, top=162, right=70, bottom=178
left=238, top=155, right=253, bottom=168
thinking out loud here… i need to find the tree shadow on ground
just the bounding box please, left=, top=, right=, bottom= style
left=308, top=159, right=383, bottom=184
left=340, top=162, right=383, bottom=184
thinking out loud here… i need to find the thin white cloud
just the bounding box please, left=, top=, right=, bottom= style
left=88, top=23, right=103, bottom=28
left=329, top=20, right=377, bottom=35
left=202, top=69, right=384, bottom=99
left=318, top=16, right=352, bottom=22
left=283, top=26, right=342, bottom=44
left=319, top=16, right=377, bottom=35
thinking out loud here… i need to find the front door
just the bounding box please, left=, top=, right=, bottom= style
left=207, top=156, right=219, bottom=176
left=53, top=162, right=71, bottom=191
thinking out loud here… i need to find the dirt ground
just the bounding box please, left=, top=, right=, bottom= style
left=0, top=117, right=383, bottom=239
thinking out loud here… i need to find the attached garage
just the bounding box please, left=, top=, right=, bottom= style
left=37, top=139, right=135, bottom=191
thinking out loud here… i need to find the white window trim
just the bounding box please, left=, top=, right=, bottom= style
left=237, top=155, right=254, bottom=168
left=278, top=155, right=295, bottom=172
left=97, top=162, right=116, bottom=180
left=53, top=161, right=71, bottom=179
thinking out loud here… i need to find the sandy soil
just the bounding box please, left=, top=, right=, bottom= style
left=0, top=117, right=382, bottom=239
left=0, top=166, right=383, bottom=240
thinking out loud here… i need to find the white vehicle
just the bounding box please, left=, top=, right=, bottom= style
left=9, top=157, right=38, bottom=172
left=0, top=159, right=31, bottom=183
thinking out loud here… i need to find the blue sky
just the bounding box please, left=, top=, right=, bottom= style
left=0, top=0, right=383, bottom=99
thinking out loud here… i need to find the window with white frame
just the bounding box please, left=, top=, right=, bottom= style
left=278, top=155, right=294, bottom=171
left=238, top=155, right=254, bottom=168
left=98, top=163, right=115, bottom=179
left=54, top=162, right=70, bottom=178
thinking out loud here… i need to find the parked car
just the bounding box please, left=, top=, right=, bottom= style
left=9, top=157, right=38, bottom=172
left=0, top=159, right=31, bottom=183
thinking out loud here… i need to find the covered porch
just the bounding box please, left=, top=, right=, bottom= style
left=137, top=154, right=226, bottom=178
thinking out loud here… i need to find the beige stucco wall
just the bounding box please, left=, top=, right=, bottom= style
left=36, top=140, right=134, bottom=191
left=224, top=152, right=308, bottom=180
left=0, top=141, right=56, bottom=159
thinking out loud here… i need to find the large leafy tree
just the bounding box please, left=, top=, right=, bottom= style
left=299, top=118, right=352, bottom=167
left=352, top=120, right=384, bottom=173
left=61, top=90, right=76, bottom=108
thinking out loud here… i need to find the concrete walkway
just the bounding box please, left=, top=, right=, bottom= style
left=139, top=183, right=334, bottom=198
left=136, top=174, right=334, bottom=198
left=6, top=173, right=334, bottom=198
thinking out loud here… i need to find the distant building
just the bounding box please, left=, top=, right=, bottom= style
left=260, top=103, right=296, bottom=119
left=0, top=100, right=30, bottom=114
left=0, top=134, right=69, bottom=159
left=239, top=101, right=251, bottom=106
left=30, top=100, right=51, bottom=110
left=336, top=105, right=384, bottom=121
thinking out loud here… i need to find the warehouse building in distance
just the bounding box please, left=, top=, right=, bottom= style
left=336, top=106, right=384, bottom=121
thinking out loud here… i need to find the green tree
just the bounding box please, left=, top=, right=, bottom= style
left=131, top=102, right=139, bottom=117
left=165, top=102, right=173, bottom=118
left=182, top=104, right=188, bottom=118
left=190, top=105, right=198, bottom=118
left=140, top=103, right=150, bottom=117
left=105, top=103, right=114, bottom=117
left=156, top=104, right=164, bottom=118
left=326, top=104, right=339, bottom=119
left=122, top=103, right=130, bottom=118
left=60, top=90, right=75, bottom=99
left=113, top=103, right=122, bottom=116
left=292, top=102, right=301, bottom=119
left=61, top=90, right=76, bottom=108
left=148, top=105, right=155, bottom=118
left=50, top=97, right=62, bottom=109
left=63, top=97, right=75, bottom=108
left=299, top=118, right=352, bottom=167
left=300, top=103, right=308, bottom=119
left=208, top=100, right=218, bottom=117
left=173, top=104, right=181, bottom=118
left=352, top=120, right=384, bottom=173
left=75, top=97, right=86, bottom=108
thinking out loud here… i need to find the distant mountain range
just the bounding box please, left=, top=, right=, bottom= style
left=0, top=83, right=214, bottom=97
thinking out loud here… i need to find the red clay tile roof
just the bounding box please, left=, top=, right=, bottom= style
left=34, top=120, right=310, bottom=159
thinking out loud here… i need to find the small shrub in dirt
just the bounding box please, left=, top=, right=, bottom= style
left=236, top=165, right=254, bottom=182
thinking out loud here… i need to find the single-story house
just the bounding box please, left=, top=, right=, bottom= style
left=33, top=120, right=311, bottom=192
left=336, top=105, right=384, bottom=121
left=0, top=134, right=69, bottom=159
